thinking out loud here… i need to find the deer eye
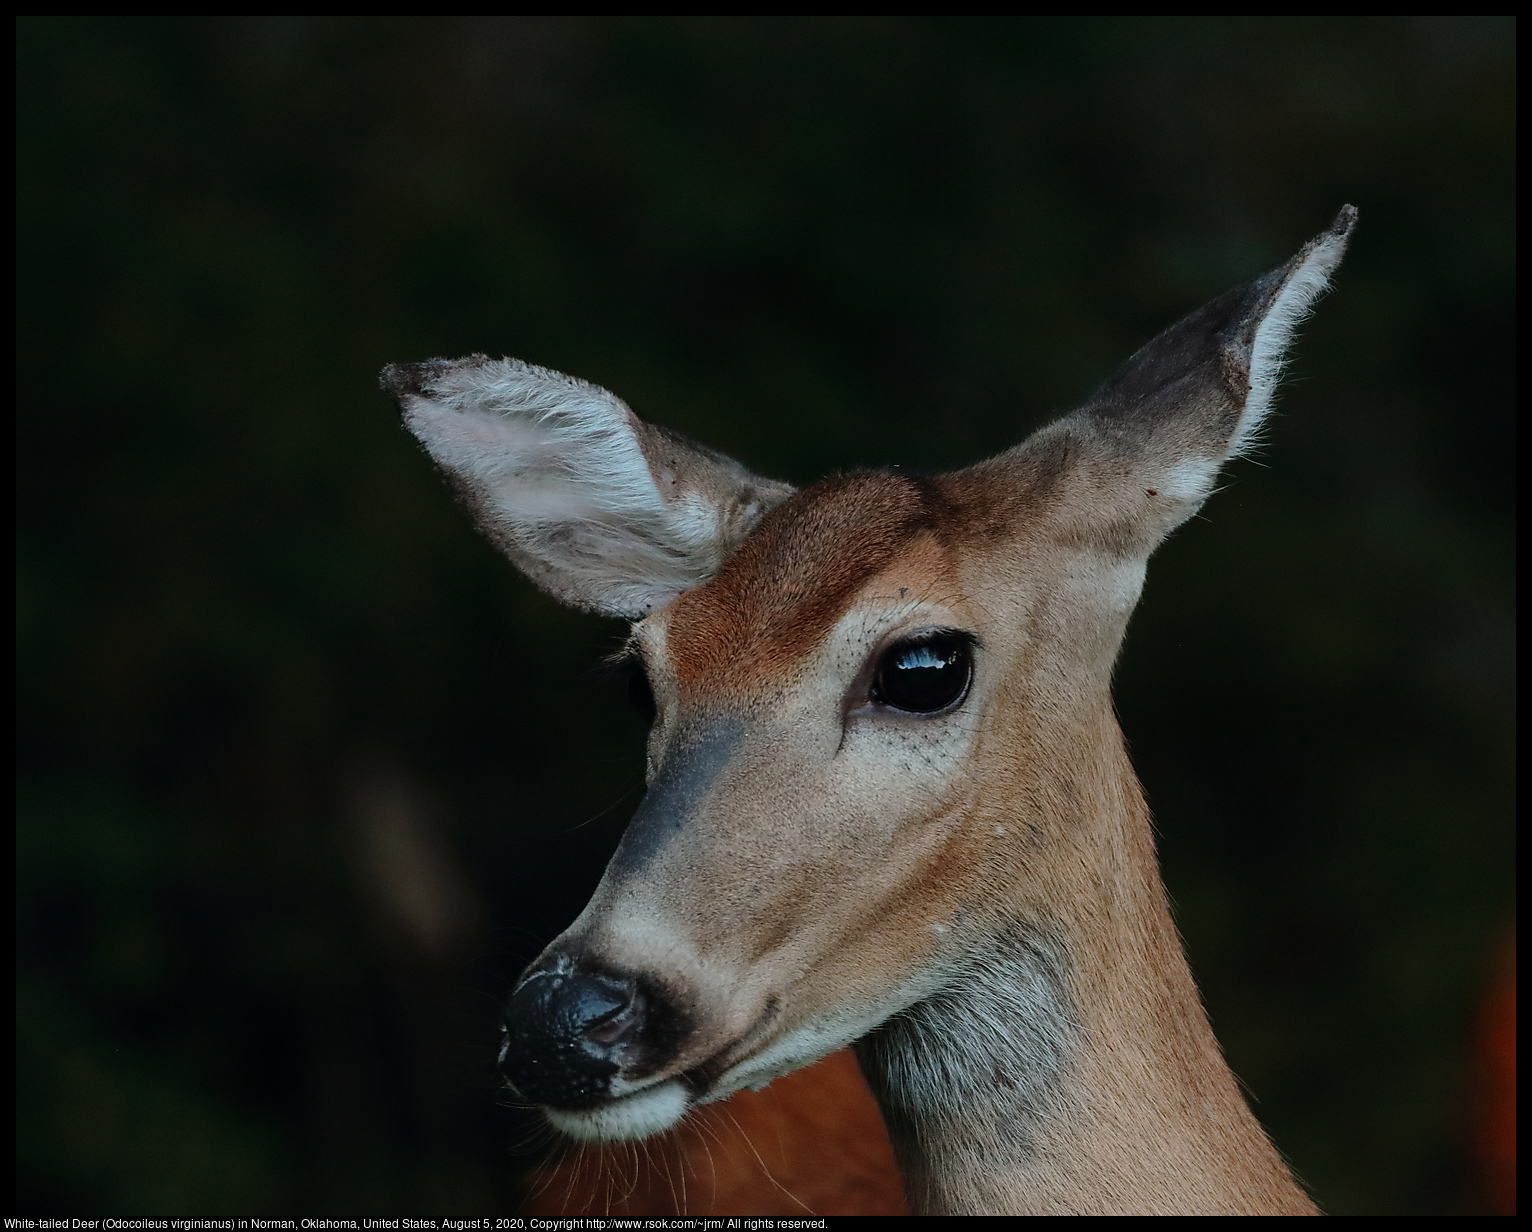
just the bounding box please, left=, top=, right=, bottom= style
left=871, top=634, right=974, bottom=714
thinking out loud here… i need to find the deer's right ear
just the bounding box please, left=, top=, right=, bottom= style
left=382, top=356, right=794, bottom=617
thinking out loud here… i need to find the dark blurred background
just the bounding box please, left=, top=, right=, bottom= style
left=16, top=17, right=1514, bottom=1216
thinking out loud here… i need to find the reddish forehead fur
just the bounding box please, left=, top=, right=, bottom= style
left=668, top=472, right=944, bottom=684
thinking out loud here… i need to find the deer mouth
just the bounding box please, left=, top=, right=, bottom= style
left=542, top=1078, right=693, bottom=1142
left=677, top=996, right=784, bottom=1099
left=533, top=997, right=786, bottom=1142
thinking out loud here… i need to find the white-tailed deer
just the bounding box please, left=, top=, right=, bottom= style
left=383, top=206, right=1356, bottom=1215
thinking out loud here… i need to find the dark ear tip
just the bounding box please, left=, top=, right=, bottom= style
left=379, top=362, right=429, bottom=398
left=378, top=354, right=493, bottom=400
left=1328, top=204, right=1359, bottom=240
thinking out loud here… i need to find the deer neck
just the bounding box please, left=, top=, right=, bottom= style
left=854, top=719, right=1317, bottom=1216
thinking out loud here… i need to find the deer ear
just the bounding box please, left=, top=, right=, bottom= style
left=984, top=206, right=1357, bottom=551
left=382, top=356, right=794, bottom=617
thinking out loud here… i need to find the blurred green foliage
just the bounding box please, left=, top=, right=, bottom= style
left=17, top=16, right=1513, bottom=1216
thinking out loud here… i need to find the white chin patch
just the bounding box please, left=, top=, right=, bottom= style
left=543, top=1080, right=690, bottom=1142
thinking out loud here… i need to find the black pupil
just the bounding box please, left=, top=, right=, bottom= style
left=875, top=636, right=972, bottom=713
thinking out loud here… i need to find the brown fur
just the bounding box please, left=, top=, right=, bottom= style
left=667, top=472, right=933, bottom=685
left=582, top=461, right=1319, bottom=1214
left=390, top=211, right=1356, bottom=1215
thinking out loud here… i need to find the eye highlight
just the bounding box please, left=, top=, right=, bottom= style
left=871, top=632, right=975, bottom=715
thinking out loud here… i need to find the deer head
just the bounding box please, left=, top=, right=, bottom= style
left=382, top=207, right=1354, bottom=1214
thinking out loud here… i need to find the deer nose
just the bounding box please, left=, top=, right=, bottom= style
left=500, top=965, right=646, bottom=1107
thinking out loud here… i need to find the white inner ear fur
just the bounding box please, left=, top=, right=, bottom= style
left=1228, top=228, right=1350, bottom=459
left=403, top=358, right=731, bottom=617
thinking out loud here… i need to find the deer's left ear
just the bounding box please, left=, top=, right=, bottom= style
left=983, top=206, right=1356, bottom=551
left=382, top=356, right=794, bottom=617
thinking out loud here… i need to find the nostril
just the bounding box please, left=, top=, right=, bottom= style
left=583, top=995, right=642, bottom=1047
left=564, top=975, right=645, bottom=1051
left=501, top=965, right=647, bottom=1107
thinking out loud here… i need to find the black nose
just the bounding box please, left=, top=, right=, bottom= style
left=500, top=964, right=645, bottom=1107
